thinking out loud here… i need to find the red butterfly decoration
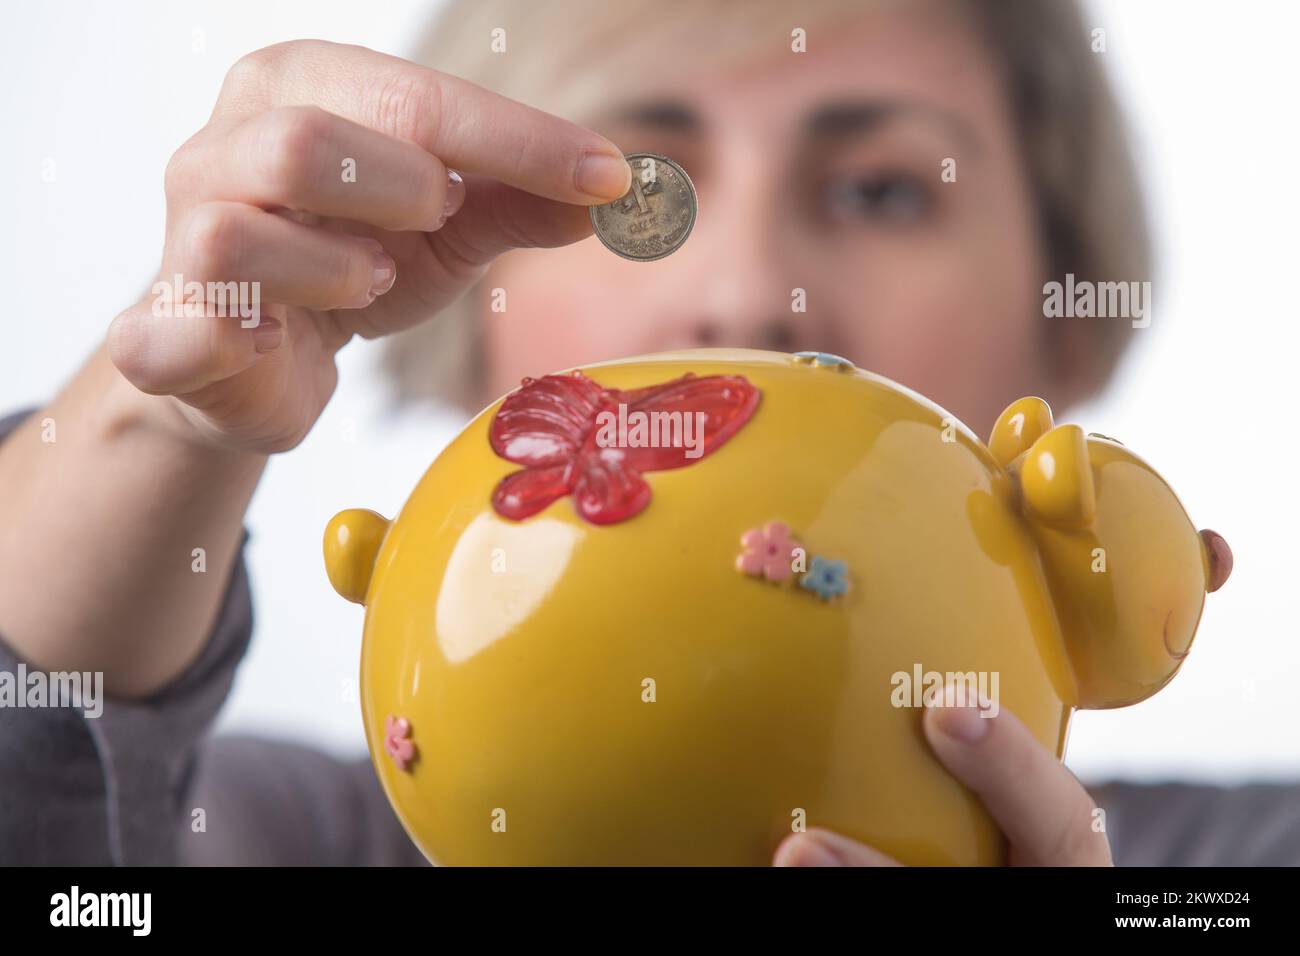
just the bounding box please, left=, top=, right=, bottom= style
left=489, top=370, right=761, bottom=525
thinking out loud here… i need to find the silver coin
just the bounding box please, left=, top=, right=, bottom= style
left=589, top=153, right=697, bottom=261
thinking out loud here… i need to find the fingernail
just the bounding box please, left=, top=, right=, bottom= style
left=423, top=169, right=465, bottom=232
left=370, top=253, right=397, bottom=298
left=574, top=150, right=631, bottom=200
left=928, top=684, right=992, bottom=744
left=252, top=317, right=283, bottom=353
left=442, top=168, right=465, bottom=218
left=776, top=836, right=846, bottom=867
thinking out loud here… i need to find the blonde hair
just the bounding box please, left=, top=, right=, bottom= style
left=384, top=0, right=1150, bottom=409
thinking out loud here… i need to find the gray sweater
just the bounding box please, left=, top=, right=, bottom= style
left=1, top=408, right=1297, bottom=866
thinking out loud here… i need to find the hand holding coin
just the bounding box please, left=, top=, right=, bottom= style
left=590, top=153, right=698, bottom=261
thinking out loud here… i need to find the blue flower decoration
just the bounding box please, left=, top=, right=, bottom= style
left=801, top=556, right=849, bottom=600
left=792, top=351, right=854, bottom=371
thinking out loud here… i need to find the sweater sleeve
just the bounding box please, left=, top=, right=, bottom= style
left=0, top=406, right=421, bottom=866
left=176, top=736, right=425, bottom=865
left=1090, top=779, right=1300, bottom=866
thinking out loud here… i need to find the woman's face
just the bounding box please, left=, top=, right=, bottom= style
left=481, top=4, right=1052, bottom=432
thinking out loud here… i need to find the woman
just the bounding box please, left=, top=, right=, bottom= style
left=0, top=0, right=1292, bottom=865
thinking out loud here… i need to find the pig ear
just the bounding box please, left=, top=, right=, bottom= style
left=323, top=509, right=391, bottom=605
left=989, top=397, right=1054, bottom=468
left=1021, top=425, right=1097, bottom=530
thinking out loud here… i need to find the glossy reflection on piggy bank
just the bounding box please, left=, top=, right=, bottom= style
left=323, top=349, right=1230, bottom=866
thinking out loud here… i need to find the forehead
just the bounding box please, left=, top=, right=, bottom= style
left=585, top=6, right=1008, bottom=141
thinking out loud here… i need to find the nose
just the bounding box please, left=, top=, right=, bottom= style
left=650, top=142, right=827, bottom=353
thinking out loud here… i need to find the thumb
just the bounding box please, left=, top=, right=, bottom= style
left=922, top=683, right=1111, bottom=866
left=773, top=828, right=903, bottom=867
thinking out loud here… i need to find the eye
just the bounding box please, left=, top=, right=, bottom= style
left=823, top=171, right=932, bottom=225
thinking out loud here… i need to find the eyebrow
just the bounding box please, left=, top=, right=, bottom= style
left=807, top=99, right=979, bottom=150
left=595, top=96, right=979, bottom=151
left=598, top=100, right=700, bottom=131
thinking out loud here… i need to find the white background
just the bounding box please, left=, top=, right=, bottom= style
left=1, top=0, right=1295, bottom=783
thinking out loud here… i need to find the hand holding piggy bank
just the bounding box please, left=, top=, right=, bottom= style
left=324, top=349, right=1230, bottom=865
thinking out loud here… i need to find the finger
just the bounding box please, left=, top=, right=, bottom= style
left=922, top=685, right=1112, bottom=866
left=186, top=106, right=464, bottom=232
left=111, top=200, right=395, bottom=396
left=773, top=829, right=904, bottom=867
left=108, top=297, right=282, bottom=397
left=431, top=172, right=593, bottom=269
left=376, top=174, right=595, bottom=322
left=215, top=41, right=631, bottom=203
left=168, top=201, right=398, bottom=312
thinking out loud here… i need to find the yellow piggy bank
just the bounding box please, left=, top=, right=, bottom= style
left=323, top=349, right=1230, bottom=866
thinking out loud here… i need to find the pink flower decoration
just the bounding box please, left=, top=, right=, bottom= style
left=736, top=521, right=799, bottom=582
left=384, top=715, right=417, bottom=772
